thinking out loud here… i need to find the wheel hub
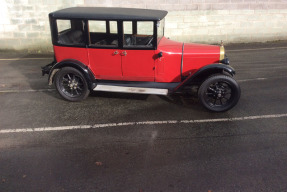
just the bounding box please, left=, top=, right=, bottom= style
left=68, top=80, right=78, bottom=90
left=217, top=90, right=225, bottom=98
left=214, top=86, right=226, bottom=99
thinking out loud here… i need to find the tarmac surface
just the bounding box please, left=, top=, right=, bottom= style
left=0, top=41, right=287, bottom=191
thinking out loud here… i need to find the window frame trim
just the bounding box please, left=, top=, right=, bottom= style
left=122, top=20, right=157, bottom=50
left=49, top=17, right=158, bottom=50
left=87, top=19, right=120, bottom=49
left=52, top=18, right=87, bottom=48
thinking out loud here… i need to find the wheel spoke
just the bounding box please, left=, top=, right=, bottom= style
left=67, top=74, right=72, bottom=80
left=207, top=98, right=213, bottom=103
left=72, top=74, right=76, bottom=81
left=223, top=96, right=230, bottom=100
left=62, top=77, right=69, bottom=82
left=72, top=89, right=76, bottom=96
left=215, top=83, right=219, bottom=90
left=208, top=87, right=216, bottom=93
left=64, top=85, right=69, bottom=90
left=220, top=99, right=223, bottom=105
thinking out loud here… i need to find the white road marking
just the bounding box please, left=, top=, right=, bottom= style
left=228, top=46, right=287, bottom=52
left=0, top=89, right=55, bottom=93
left=0, top=58, right=52, bottom=61
left=237, top=78, right=267, bottom=82
left=1, top=114, right=287, bottom=134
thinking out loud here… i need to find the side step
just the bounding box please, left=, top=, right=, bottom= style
left=93, top=85, right=169, bottom=95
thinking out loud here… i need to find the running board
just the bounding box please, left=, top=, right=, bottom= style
left=93, top=85, right=169, bottom=95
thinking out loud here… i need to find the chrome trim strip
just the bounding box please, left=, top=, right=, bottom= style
left=94, top=85, right=168, bottom=95
left=181, top=43, right=184, bottom=81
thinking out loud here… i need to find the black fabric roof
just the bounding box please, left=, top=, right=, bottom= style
left=49, top=7, right=168, bottom=21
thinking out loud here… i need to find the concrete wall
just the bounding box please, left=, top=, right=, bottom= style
left=1, top=0, right=287, bottom=52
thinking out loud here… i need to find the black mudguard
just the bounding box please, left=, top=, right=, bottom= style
left=47, top=59, right=96, bottom=89
left=41, top=60, right=56, bottom=76
left=173, top=63, right=236, bottom=93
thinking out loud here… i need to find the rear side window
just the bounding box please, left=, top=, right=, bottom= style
left=88, top=20, right=118, bottom=47
left=57, top=20, right=71, bottom=33
left=56, top=19, right=85, bottom=46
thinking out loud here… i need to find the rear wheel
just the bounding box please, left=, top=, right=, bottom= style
left=198, top=75, right=241, bottom=112
left=55, top=67, right=90, bottom=102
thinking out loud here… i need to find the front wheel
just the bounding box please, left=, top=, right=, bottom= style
left=198, top=75, right=241, bottom=112
left=55, top=67, right=90, bottom=102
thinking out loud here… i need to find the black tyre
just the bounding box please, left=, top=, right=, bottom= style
left=55, top=67, right=90, bottom=102
left=198, top=75, right=241, bottom=112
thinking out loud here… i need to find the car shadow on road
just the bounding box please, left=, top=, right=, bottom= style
left=158, top=94, right=203, bottom=110
left=90, top=91, right=203, bottom=111
left=89, top=91, right=149, bottom=101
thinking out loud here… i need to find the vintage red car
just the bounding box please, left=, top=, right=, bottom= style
left=42, top=7, right=240, bottom=112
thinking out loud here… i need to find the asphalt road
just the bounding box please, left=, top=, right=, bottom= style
left=0, top=42, right=287, bottom=192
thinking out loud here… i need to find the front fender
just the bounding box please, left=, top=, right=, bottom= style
left=48, top=59, right=96, bottom=89
left=173, top=63, right=235, bottom=92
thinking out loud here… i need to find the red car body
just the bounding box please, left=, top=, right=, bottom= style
left=42, top=7, right=240, bottom=112
left=54, top=37, right=220, bottom=83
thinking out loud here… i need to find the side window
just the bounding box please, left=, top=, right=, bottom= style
left=137, top=22, right=153, bottom=35
left=57, top=19, right=85, bottom=46
left=89, top=20, right=106, bottom=33
left=89, top=20, right=118, bottom=47
left=110, top=21, right=118, bottom=34
left=123, top=21, right=133, bottom=35
left=57, top=20, right=71, bottom=33
left=123, top=21, right=154, bottom=48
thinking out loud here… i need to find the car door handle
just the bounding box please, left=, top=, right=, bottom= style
left=113, top=51, right=119, bottom=55
left=121, top=51, right=127, bottom=56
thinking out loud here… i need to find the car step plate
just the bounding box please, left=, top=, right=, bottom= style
left=94, top=85, right=168, bottom=95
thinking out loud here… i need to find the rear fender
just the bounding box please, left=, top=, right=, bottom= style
left=174, top=64, right=235, bottom=92
left=48, top=59, right=96, bottom=89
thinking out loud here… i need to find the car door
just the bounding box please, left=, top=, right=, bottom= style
left=121, top=21, right=155, bottom=82
left=121, top=49, right=155, bottom=81
left=87, top=20, right=122, bottom=81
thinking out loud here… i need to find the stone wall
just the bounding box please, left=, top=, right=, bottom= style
left=1, top=0, right=287, bottom=52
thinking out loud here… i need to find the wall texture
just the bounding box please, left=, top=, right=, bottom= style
left=1, top=0, right=287, bottom=52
